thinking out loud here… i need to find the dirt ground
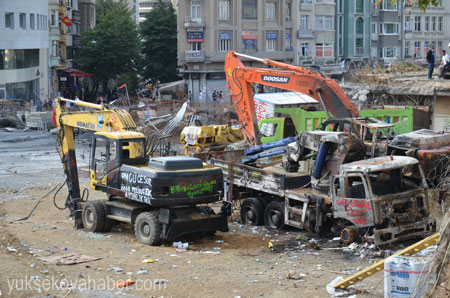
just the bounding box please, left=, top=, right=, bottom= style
left=0, top=130, right=442, bottom=298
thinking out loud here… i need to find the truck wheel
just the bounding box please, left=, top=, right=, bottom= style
left=82, top=200, right=106, bottom=232
left=135, top=211, right=162, bottom=246
left=264, top=201, right=285, bottom=230
left=341, top=226, right=358, bottom=245
left=240, top=198, right=264, bottom=225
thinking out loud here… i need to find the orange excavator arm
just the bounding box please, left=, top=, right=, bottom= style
left=224, top=51, right=360, bottom=146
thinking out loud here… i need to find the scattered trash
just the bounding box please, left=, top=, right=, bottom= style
left=108, top=266, right=124, bottom=273
left=7, top=246, right=18, bottom=253
left=342, top=270, right=352, bottom=275
left=42, top=270, right=48, bottom=274
left=326, top=276, right=346, bottom=297
left=332, top=237, right=341, bottom=241
left=38, top=253, right=100, bottom=265
left=286, top=270, right=306, bottom=280
left=213, top=247, right=221, bottom=250
left=114, top=279, right=135, bottom=288
left=248, top=280, right=257, bottom=283
left=121, top=246, right=128, bottom=250
left=255, top=258, right=262, bottom=263
left=295, top=234, right=304, bottom=241
left=268, top=241, right=273, bottom=250
left=81, top=232, right=108, bottom=240
left=155, top=279, right=166, bottom=284
left=215, top=240, right=224, bottom=244
left=60, top=247, right=68, bottom=251
left=200, top=251, right=220, bottom=255
left=176, top=248, right=187, bottom=252
left=30, top=263, right=35, bottom=268
left=173, top=242, right=189, bottom=249
left=141, top=258, right=158, bottom=263
left=23, top=244, right=29, bottom=247
left=31, top=276, right=39, bottom=280
left=136, top=269, right=148, bottom=275
left=348, top=243, right=358, bottom=250
left=172, top=265, right=178, bottom=268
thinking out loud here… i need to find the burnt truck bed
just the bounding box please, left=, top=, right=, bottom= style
left=209, top=159, right=311, bottom=197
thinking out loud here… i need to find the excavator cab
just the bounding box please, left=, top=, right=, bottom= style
left=90, top=131, right=147, bottom=183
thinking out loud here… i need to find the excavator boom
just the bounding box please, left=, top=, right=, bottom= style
left=224, top=51, right=360, bottom=146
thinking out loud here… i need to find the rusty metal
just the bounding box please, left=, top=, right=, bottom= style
left=340, top=226, right=358, bottom=245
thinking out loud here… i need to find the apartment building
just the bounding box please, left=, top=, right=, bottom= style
left=403, top=1, right=449, bottom=60
left=297, top=0, right=336, bottom=68
left=0, top=0, right=49, bottom=101
left=79, top=0, right=96, bottom=33
left=139, top=0, right=172, bottom=23
left=335, top=0, right=371, bottom=68
left=177, top=0, right=297, bottom=99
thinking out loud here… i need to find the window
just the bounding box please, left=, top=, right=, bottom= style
left=266, top=2, right=276, bottom=21
left=30, top=14, right=35, bottom=29
left=243, top=0, right=257, bottom=20
left=431, top=16, right=436, bottom=32
left=380, top=23, right=398, bottom=34
left=371, top=22, right=377, bottom=34
left=218, top=32, right=231, bottom=52
left=425, top=16, right=429, bottom=32
left=438, top=17, right=443, bottom=32
left=338, top=16, right=343, bottom=56
left=424, top=41, right=429, bottom=56
left=382, top=47, right=397, bottom=58
left=414, top=16, right=421, bottom=32
left=190, top=42, right=201, bottom=51
left=405, top=16, right=410, bottom=32
left=285, top=31, right=292, bottom=50
left=382, top=0, right=397, bottom=10
left=355, top=18, right=363, bottom=34
left=356, top=0, right=364, bottom=13
left=316, top=43, right=333, bottom=57
left=190, top=0, right=201, bottom=21
left=338, top=0, right=344, bottom=13
left=266, top=32, right=277, bottom=51
left=315, top=16, right=333, bottom=30
left=218, top=0, right=230, bottom=20
left=51, top=40, right=58, bottom=57
left=404, top=41, right=410, bottom=57
left=285, top=3, right=291, bottom=21
left=19, top=13, right=26, bottom=29
left=5, top=13, right=14, bottom=29
left=301, top=15, right=309, bottom=29
left=44, top=16, right=47, bottom=30
left=355, top=18, right=364, bottom=55
left=300, top=43, right=310, bottom=57
left=301, top=0, right=312, bottom=4
left=438, top=41, right=443, bottom=53
left=51, top=10, right=56, bottom=26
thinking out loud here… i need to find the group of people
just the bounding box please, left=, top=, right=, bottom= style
left=186, top=90, right=224, bottom=106
left=426, top=43, right=450, bottom=79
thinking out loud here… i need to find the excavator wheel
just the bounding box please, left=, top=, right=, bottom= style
left=264, top=201, right=285, bottom=230
left=82, top=200, right=106, bottom=232
left=240, top=197, right=264, bottom=226
left=135, top=211, right=162, bottom=246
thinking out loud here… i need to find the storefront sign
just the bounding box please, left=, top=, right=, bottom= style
left=187, top=31, right=204, bottom=42
left=266, top=32, right=278, bottom=39
left=219, top=33, right=231, bottom=40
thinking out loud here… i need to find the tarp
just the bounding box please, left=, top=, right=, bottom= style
left=65, top=68, right=93, bottom=77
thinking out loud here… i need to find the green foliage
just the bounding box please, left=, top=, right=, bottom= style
left=140, top=1, right=179, bottom=83
left=76, top=3, right=140, bottom=100
left=389, top=0, right=441, bottom=11
left=96, top=0, right=129, bottom=24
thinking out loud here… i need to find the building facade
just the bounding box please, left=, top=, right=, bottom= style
left=79, top=0, right=96, bottom=33
left=0, top=0, right=49, bottom=101
left=177, top=0, right=297, bottom=100
left=297, top=0, right=336, bottom=68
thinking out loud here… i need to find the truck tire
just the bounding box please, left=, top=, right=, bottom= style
left=135, top=211, right=162, bottom=246
left=82, top=200, right=106, bottom=232
left=264, top=201, right=285, bottom=230
left=240, top=198, right=264, bottom=226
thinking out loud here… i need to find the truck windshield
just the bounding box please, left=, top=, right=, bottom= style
left=367, top=164, right=421, bottom=196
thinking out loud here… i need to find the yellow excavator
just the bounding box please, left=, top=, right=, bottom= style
left=54, top=97, right=230, bottom=245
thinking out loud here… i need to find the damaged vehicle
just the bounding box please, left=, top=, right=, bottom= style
left=332, top=156, right=436, bottom=245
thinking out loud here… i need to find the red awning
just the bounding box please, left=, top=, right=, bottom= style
left=65, top=68, right=93, bottom=77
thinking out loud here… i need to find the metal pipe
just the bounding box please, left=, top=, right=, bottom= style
left=58, top=97, right=105, bottom=110
left=233, top=52, right=268, bottom=64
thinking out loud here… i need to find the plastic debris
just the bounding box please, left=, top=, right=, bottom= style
left=248, top=280, right=257, bottom=283
left=268, top=241, right=273, bottom=249
left=173, top=242, right=189, bottom=249
left=348, top=243, right=358, bottom=250
left=155, top=279, right=166, bottom=284
left=30, top=263, right=35, bottom=268
left=7, top=246, right=18, bottom=253
left=326, top=276, right=347, bottom=297
left=215, top=240, right=224, bottom=244
left=31, top=276, right=39, bottom=280
left=114, top=279, right=135, bottom=288
left=213, top=247, right=221, bottom=250
left=108, top=266, right=124, bottom=273
left=141, top=258, right=158, bottom=263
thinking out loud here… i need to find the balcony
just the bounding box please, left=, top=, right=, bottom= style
left=185, top=50, right=205, bottom=62
left=297, top=29, right=315, bottom=39
left=50, top=56, right=60, bottom=68
left=184, top=16, right=205, bottom=28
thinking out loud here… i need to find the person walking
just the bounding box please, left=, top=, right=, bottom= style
left=426, top=45, right=435, bottom=79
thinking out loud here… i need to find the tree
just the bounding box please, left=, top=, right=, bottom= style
left=387, top=0, right=441, bottom=10
left=140, top=1, right=179, bottom=83
left=96, top=0, right=129, bottom=25
left=76, top=3, right=140, bottom=100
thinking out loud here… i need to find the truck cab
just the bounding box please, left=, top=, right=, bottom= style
left=331, top=156, right=436, bottom=245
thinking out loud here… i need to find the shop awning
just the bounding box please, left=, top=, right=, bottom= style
left=65, top=68, right=93, bottom=77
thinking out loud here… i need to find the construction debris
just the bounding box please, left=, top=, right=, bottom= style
left=38, top=253, right=100, bottom=265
